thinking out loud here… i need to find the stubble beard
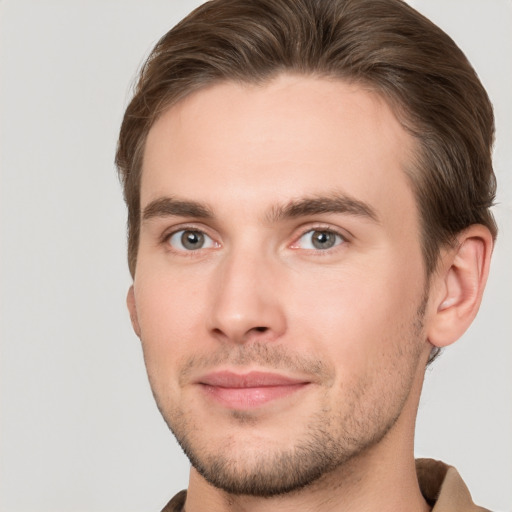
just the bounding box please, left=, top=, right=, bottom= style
left=149, top=299, right=428, bottom=498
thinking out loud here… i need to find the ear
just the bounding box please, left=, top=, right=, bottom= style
left=427, top=225, right=493, bottom=348
left=127, top=285, right=141, bottom=338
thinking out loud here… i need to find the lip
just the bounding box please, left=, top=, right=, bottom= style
left=197, top=371, right=311, bottom=409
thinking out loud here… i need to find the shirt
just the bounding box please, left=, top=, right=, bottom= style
left=160, top=458, right=491, bottom=511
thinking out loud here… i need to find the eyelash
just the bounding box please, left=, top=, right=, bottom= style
left=160, top=224, right=349, bottom=255
left=161, top=225, right=219, bottom=254
left=290, top=225, right=348, bottom=253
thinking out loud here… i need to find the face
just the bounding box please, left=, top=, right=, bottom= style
left=130, top=75, right=431, bottom=496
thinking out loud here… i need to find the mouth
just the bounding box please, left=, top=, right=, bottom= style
left=197, top=370, right=311, bottom=409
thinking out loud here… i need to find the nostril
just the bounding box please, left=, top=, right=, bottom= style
left=254, top=326, right=268, bottom=333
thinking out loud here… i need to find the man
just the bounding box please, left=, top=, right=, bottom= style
left=115, top=0, right=496, bottom=510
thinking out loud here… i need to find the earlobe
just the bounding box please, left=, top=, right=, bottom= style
left=127, top=285, right=142, bottom=338
left=427, top=225, right=493, bottom=348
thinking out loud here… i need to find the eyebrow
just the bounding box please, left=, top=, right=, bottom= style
left=266, top=194, right=379, bottom=223
left=142, top=197, right=213, bottom=222
left=141, top=193, right=379, bottom=224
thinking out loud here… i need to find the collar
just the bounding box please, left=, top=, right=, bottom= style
left=416, top=458, right=490, bottom=511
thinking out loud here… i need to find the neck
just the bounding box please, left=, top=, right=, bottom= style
left=187, top=452, right=429, bottom=512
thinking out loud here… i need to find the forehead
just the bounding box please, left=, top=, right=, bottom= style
left=141, top=74, right=418, bottom=224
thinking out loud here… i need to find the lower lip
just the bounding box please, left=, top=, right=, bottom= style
left=200, top=383, right=309, bottom=409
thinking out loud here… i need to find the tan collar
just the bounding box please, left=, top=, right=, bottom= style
left=416, top=458, right=490, bottom=512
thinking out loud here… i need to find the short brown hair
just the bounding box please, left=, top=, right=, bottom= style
left=116, top=0, right=497, bottom=278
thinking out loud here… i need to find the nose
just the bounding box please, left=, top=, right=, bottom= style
left=207, top=249, right=287, bottom=344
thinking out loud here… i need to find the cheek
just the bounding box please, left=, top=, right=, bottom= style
left=289, top=271, right=424, bottom=411
left=286, top=260, right=423, bottom=365
left=133, top=269, right=209, bottom=370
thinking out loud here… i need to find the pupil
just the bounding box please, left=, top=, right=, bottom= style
left=182, top=231, right=204, bottom=249
left=313, top=231, right=335, bottom=249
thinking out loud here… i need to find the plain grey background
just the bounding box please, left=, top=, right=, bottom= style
left=1, top=1, right=510, bottom=511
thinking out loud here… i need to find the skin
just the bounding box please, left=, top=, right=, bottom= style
left=127, top=74, right=493, bottom=512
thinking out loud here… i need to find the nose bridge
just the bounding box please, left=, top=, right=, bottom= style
left=207, top=240, right=286, bottom=343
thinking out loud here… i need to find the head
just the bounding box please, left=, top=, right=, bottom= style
left=116, top=0, right=496, bottom=499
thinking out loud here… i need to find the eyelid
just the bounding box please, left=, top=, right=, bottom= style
left=161, top=223, right=221, bottom=251
left=160, top=222, right=213, bottom=240
left=289, top=224, right=350, bottom=250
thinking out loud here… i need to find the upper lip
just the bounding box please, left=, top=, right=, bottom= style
left=198, top=371, right=310, bottom=388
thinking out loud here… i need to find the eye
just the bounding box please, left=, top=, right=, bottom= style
left=294, top=229, right=345, bottom=250
left=167, top=229, right=217, bottom=251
